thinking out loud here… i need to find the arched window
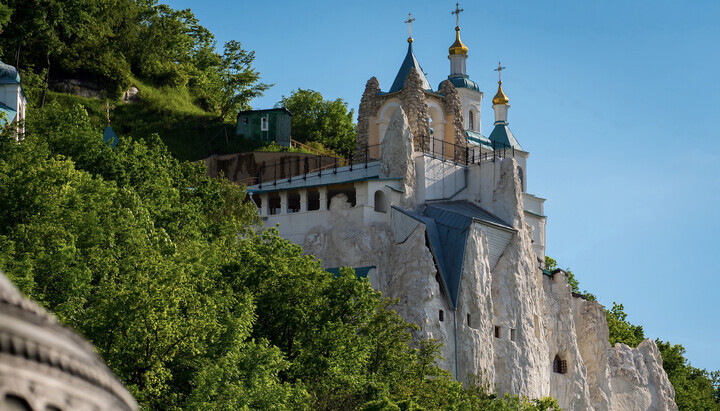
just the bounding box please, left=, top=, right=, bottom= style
left=517, top=166, right=524, bottom=192
left=553, top=354, right=567, bottom=374
left=468, top=110, right=474, bottom=130
left=374, top=190, right=388, bottom=213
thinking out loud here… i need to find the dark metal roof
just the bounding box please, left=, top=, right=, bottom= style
left=237, top=107, right=292, bottom=117
left=103, top=125, right=119, bottom=148
left=466, top=130, right=492, bottom=147
left=392, top=201, right=513, bottom=309
left=0, top=101, right=16, bottom=125
left=488, top=121, right=523, bottom=151
left=388, top=43, right=432, bottom=93
left=326, top=266, right=376, bottom=279
left=425, top=201, right=513, bottom=231
left=0, top=60, right=20, bottom=84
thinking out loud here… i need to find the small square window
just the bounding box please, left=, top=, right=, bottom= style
left=494, top=326, right=501, bottom=338
left=510, top=328, right=516, bottom=341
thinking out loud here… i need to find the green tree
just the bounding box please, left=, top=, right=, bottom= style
left=277, top=88, right=356, bottom=158
left=656, top=340, right=720, bottom=410
left=605, top=302, right=645, bottom=347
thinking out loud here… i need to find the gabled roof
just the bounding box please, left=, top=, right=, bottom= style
left=392, top=201, right=514, bottom=309
left=488, top=121, right=523, bottom=151
left=388, top=43, right=432, bottom=93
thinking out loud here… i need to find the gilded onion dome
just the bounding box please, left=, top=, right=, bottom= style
left=448, top=27, right=468, bottom=55
left=492, top=80, right=509, bottom=105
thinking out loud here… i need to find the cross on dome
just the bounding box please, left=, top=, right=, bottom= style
left=404, top=13, right=416, bottom=43
left=494, top=62, right=507, bottom=82
left=452, top=3, right=464, bottom=27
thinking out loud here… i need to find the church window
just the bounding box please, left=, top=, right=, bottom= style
left=261, top=115, right=269, bottom=131
left=439, top=310, right=444, bottom=322
left=517, top=166, right=524, bottom=192
left=494, top=326, right=501, bottom=338
left=553, top=355, right=567, bottom=374
left=468, top=110, right=474, bottom=130
left=510, top=328, right=516, bottom=342
left=307, top=189, right=320, bottom=211
left=374, top=190, right=388, bottom=213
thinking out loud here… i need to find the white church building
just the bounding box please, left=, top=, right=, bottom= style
left=247, top=11, right=677, bottom=411
left=0, top=60, right=27, bottom=137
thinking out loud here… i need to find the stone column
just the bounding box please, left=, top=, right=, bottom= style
left=354, top=182, right=367, bottom=208
left=319, top=186, right=328, bottom=211
left=299, top=189, right=308, bottom=212
left=260, top=193, right=268, bottom=216
left=279, top=191, right=287, bottom=215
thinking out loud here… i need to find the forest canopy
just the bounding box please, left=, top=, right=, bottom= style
left=0, top=0, right=268, bottom=120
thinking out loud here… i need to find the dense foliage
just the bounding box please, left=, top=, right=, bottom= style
left=0, top=103, right=557, bottom=409
left=547, top=256, right=720, bottom=410
left=0, top=0, right=268, bottom=120
left=277, top=88, right=357, bottom=159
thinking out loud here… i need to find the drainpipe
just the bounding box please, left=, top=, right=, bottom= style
left=453, top=309, right=459, bottom=380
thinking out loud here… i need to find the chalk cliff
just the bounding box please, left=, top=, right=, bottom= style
left=299, top=108, right=677, bottom=410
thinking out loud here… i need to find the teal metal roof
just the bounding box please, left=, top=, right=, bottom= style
left=326, top=266, right=376, bottom=279
left=0, top=102, right=16, bottom=126
left=393, top=201, right=513, bottom=309
left=466, top=130, right=492, bottom=148
left=103, top=125, right=119, bottom=148
left=488, top=121, right=523, bottom=151
left=0, top=61, right=20, bottom=84
left=439, top=75, right=479, bottom=92
left=388, top=43, right=432, bottom=93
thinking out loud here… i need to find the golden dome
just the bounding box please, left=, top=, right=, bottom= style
left=448, top=27, right=468, bottom=55
left=492, top=81, right=509, bottom=105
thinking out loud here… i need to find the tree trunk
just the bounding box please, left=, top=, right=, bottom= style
left=40, top=52, right=50, bottom=108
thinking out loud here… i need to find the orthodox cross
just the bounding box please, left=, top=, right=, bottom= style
left=105, top=100, right=115, bottom=125
left=405, top=13, right=416, bottom=41
left=494, top=62, right=507, bottom=82
left=452, top=3, right=464, bottom=27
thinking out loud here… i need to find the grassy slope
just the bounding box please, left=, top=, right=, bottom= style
left=42, top=78, right=264, bottom=162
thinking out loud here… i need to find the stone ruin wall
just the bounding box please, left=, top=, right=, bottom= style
left=355, top=71, right=467, bottom=161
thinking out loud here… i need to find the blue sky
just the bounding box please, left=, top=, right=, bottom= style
left=167, top=0, right=720, bottom=371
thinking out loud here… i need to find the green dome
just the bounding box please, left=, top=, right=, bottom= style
left=439, top=75, right=479, bottom=92
left=0, top=60, right=20, bottom=84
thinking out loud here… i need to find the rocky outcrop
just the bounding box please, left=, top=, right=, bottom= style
left=439, top=80, right=467, bottom=161
left=299, top=151, right=677, bottom=411
left=379, top=107, right=416, bottom=208
left=400, top=68, right=430, bottom=152
left=609, top=340, right=677, bottom=411
left=355, top=77, right=383, bottom=160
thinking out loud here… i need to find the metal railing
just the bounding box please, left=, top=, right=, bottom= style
left=252, top=138, right=515, bottom=189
